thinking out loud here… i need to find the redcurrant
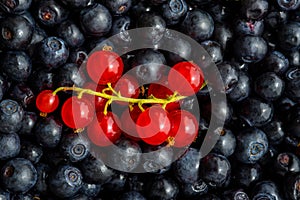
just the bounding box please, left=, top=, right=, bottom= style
left=61, top=96, right=94, bottom=129
left=87, top=111, right=122, bottom=146
left=168, top=110, right=199, bottom=148
left=83, top=82, right=108, bottom=112
left=136, top=105, right=171, bottom=146
left=86, top=50, right=124, bottom=85
left=168, top=61, right=204, bottom=96
left=36, top=90, right=59, bottom=113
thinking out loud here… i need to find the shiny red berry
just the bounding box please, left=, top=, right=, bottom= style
left=87, top=111, right=122, bottom=147
left=168, top=110, right=199, bottom=148
left=61, top=96, right=94, bottom=129
left=86, top=50, right=124, bottom=85
left=136, top=105, right=171, bottom=146
left=36, top=90, right=59, bottom=113
left=168, top=61, right=204, bottom=96
left=83, top=82, right=109, bottom=112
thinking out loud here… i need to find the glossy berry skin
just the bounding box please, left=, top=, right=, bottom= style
left=278, top=22, right=300, bottom=51
left=110, top=16, right=132, bottom=45
left=48, top=165, right=82, bottom=198
left=0, top=15, right=33, bottom=50
left=87, top=111, right=121, bottom=146
left=19, top=140, right=43, bottom=164
left=80, top=182, right=101, bottom=197
left=54, top=63, right=86, bottom=88
left=69, top=48, right=88, bottom=66
left=8, top=83, right=35, bottom=108
left=56, top=20, right=85, bottom=48
left=234, top=19, right=264, bottom=36
left=277, top=0, right=300, bottom=10
left=120, top=105, right=143, bottom=140
left=104, top=0, right=132, bottom=15
left=200, top=153, right=231, bottom=187
left=217, top=62, right=239, bottom=94
left=0, top=158, right=37, bottom=193
left=173, top=148, right=201, bottom=184
left=274, top=152, right=300, bottom=176
left=180, top=179, right=208, bottom=198
left=228, top=71, right=251, bottom=102
left=29, top=68, right=54, bottom=93
left=284, top=172, right=300, bottom=200
left=241, top=0, right=269, bottom=20
left=213, top=24, right=233, bottom=51
left=212, top=128, right=236, bottom=157
left=233, top=163, right=262, bottom=187
left=37, top=0, right=69, bottom=26
left=120, top=191, right=146, bottom=200
left=113, top=74, right=139, bottom=103
left=234, top=35, right=268, bottom=63
left=168, top=61, right=204, bottom=96
left=0, top=188, right=9, bottom=200
left=83, top=82, right=108, bottom=112
left=0, top=99, right=24, bottom=134
left=201, top=40, right=223, bottom=64
left=80, top=3, right=112, bottom=37
left=0, top=51, right=32, bottom=82
left=0, top=0, right=32, bottom=13
left=60, top=0, right=92, bottom=8
left=262, top=51, right=289, bottom=75
left=18, top=111, right=37, bottom=136
left=238, top=98, right=273, bottom=127
left=86, top=50, right=124, bottom=85
left=61, top=96, right=94, bottom=129
left=147, top=176, right=179, bottom=200
left=234, top=128, right=268, bottom=164
left=79, top=154, right=114, bottom=184
left=223, top=189, right=249, bottom=200
left=254, top=72, right=285, bottom=101
left=36, top=37, right=69, bottom=70
left=0, top=132, right=20, bottom=160
left=161, top=0, right=188, bottom=25
left=109, top=138, right=141, bottom=172
left=168, top=110, right=198, bottom=148
left=59, top=133, right=90, bottom=162
left=262, top=119, right=285, bottom=145
left=252, top=181, right=283, bottom=200
left=180, top=9, right=214, bottom=42
left=36, top=90, right=59, bottom=114
left=34, top=116, right=62, bottom=148
left=131, top=49, right=167, bottom=84
left=136, top=105, right=171, bottom=146
left=137, top=12, right=166, bottom=45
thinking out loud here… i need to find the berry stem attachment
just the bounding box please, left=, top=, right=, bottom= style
left=52, top=84, right=187, bottom=114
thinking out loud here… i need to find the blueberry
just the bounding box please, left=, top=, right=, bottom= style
left=18, top=112, right=37, bottom=136
left=8, top=84, right=34, bottom=108
left=54, top=63, right=86, bottom=88
left=265, top=9, right=287, bottom=29
left=173, top=147, right=201, bottom=184
left=274, top=152, right=300, bottom=176
left=104, top=0, right=132, bottom=15
left=0, top=132, right=20, bottom=160
left=131, top=49, right=166, bottom=83
left=0, top=74, right=9, bottom=102
left=212, top=127, right=236, bottom=157
left=223, top=189, right=250, bottom=200
left=213, top=23, right=233, bottom=51
left=36, top=36, right=69, bottom=70
left=56, top=20, right=85, bottom=48
left=286, top=77, right=300, bottom=103
left=108, top=138, right=141, bottom=172
left=278, top=21, right=300, bottom=51
left=136, top=12, right=166, bottom=45
left=252, top=181, right=283, bottom=200
left=59, top=132, right=90, bottom=162
left=80, top=182, right=101, bottom=197
left=261, top=119, right=285, bottom=145
left=48, top=165, right=83, bottom=198
left=61, top=0, right=92, bottom=8
left=228, top=71, right=251, bottom=102
left=0, top=0, right=32, bottom=13
left=27, top=25, right=47, bottom=57
left=180, top=179, right=208, bottom=198
left=69, top=48, right=88, bottom=66
left=0, top=99, right=23, bottom=133
left=284, top=172, right=300, bottom=200
left=34, top=116, right=63, bottom=148
left=234, top=19, right=264, bottom=36
left=28, top=68, right=54, bottom=93
left=79, top=154, right=114, bottom=184
left=80, top=3, right=112, bottom=37
left=233, top=163, right=262, bottom=187
left=241, top=0, right=269, bottom=20
left=207, top=3, right=231, bottom=23
left=146, top=176, right=179, bottom=200
left=217, top=62, right=239, bottom=93
left=161, top=0, right=188, bottom=25
left=120, top=191, right=146, bottom=200
left=33, top=163, right=50, bottom=195
left=234, top=128, right=269, bottom=164
left=277, top=0, right=300, bottom=10
left=37, top=0, right=69, bottom=26
left=19, top=140, right=43, bottom=164
left=199, top=193, right=221, bottom=200
left=110, top=16, right=132, bottom=45
left=234, top=35, right=268, bottom=63
left=126, top=175, right=146, bottom=193
left=180, top=9, right=214, bottom=42
left=263, top=51, right=289, bottom=75
left=102, top=172, right=127, bottom=195
left=238, top=98, right=273, bottom=127
left=199, top=153, right=231, bottom=187
left=0, top=187, right=9, bottom=200
left=287, top=50, right=300, bottom=67
left=0, top=158, right=37, bottom=193
left=0, top=15, right=33, bottom=50
left=201, top=40, right=223, bottom=64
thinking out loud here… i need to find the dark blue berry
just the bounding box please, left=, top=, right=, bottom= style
left=161, top=0, right=188, bottom=25
left=261, top=119, right=285, bottom=145
left=223, top=189, right=250, bottom=200
left=48, top=165, right=83, bottom=198
left=180, top=179, right=208, bottom=198
left=235, top=19, right=264, bottom=36
left=217, top=62, right=239, bottom=93
left=54, top=63, right=86, bottom=88
left=147, top=176, right=179, bottom=200
left=252, top=181, right=283, bottom=200
left=201, top=40, right=223, bottom=64
left=233, top=163, right=262, bottom=187
left=56, top=20, right=85, bottom=48
left=104, top=0, right=132, bottom=15
left=284, top=172, right=300, bottom=200
left=80, top=182, right=101, bottom=197
left=33, top=163, right=50, bottom=195
left=120, top=191, right=146, bottom=200
left=28, top=68, right=54, bottom=93
left=60, top=0, right=92, bottom=8
left=263, top=51, right=289, bottom=75
left=69, top=48, right=88, bottom=66
left=278, top=21, right=300, bottom=51
left=277, top=0, right=300, bottom=10
left=0, top=132, right=20, bottom=160
left=110, top=16, right=131, bottom=46
left=8, top=84, right=34, bottom=108
left=212, top=127, right=236, bottom=157
left=274, top=152, right=300, bottom=176
left=0, top=0, right=32, bottom=13
left=228, top=71, right=251, bottom=102
left=0, top=187, right=9, bottom=200
left=0, top=158, right=37, bottom=193
left=241, top=0, right=269, bottom=20
left=19, top=140, right=43, bottom=164
left=0, top=99, right=23, bottom=133
left=213, top=23, right=233, bottom=51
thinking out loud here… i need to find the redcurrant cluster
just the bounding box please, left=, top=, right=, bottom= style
left=36, top=50, right=205, bottom=148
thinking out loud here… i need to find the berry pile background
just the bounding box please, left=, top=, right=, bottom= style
left=0, top=0, right=300, bottom=199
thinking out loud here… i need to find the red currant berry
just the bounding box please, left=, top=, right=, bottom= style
left=87, top=111, right=122, bottom=146
left=36, top=90, right=59, bottom=113
left=83, top=82, right=109, bottom=112
left=148, top=77, right=180, bottom=112
left=113, top=74, right=139, bottom=105
left=86, top=50, right=124, bottom=85
left=168, top=110, right=199, bottom=148
left=136, top=105, right=171, bottom=146
left=61, top=96, right=94, bottom=129
left=168, top=61, right=204, bottom=96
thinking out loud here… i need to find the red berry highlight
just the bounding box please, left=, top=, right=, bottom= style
left=36, top=90, right=59, bottom=113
